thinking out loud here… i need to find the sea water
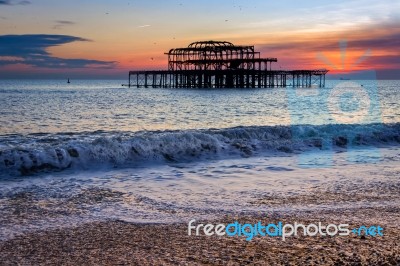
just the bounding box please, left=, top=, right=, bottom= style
left=0, top=79, right=399, bottom=240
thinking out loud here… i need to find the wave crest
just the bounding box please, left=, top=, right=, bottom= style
left=1, top=123, right=399, bottom=176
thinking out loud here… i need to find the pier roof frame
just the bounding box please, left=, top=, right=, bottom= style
left=165, top=40, right=276, bottom=71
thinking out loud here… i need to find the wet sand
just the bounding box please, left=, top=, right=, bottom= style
left=1, top=148, right=399, bottom=265
left=1, top=205, right=399, bottom=266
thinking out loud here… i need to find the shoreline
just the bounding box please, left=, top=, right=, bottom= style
left=1, top=206, right=399, bottom=265
left=0, top=125, right=399, bottom=265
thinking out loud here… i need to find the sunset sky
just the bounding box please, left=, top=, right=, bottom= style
left=0, top=0, right=399, bottom=79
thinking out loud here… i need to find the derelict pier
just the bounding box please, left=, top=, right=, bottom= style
left=128, top=41, right=328, bottom=88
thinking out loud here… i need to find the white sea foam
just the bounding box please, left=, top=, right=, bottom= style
left=0, top=145, right=398, bottom=240
left=0, top=123, right=399, bottom=176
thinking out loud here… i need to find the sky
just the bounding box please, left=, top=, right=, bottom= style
left=0, top=0, right=399, bottom=79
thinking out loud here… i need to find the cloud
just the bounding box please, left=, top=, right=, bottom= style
left=0, top=0, right=31, bottom=5
left=56, top=20, right=75, bottom=25
left=53, top=20, right=75, bottom=30
left=256, top=21, right=400, bottom=59
left=258, top=28, right=398, bottom=52
left=0, top=34, right=116, bottom=69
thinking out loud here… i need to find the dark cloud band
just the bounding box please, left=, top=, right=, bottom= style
left=0, top=34, right=115, bottom=69
left=0, top=0, right=31, bottom=5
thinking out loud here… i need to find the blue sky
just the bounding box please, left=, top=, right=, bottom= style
left=0, top=0, right=399, bottom=78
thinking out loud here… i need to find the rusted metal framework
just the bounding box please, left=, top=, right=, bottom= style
left=166, top=40, right=277, bottom=71
left=128, top=41, right=328, bottom=88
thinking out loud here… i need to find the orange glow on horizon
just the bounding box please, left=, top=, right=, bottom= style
left=1, top=2, right=399, bottom=79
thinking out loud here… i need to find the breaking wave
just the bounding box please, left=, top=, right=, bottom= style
left=0, top=123, right=399, bottom=176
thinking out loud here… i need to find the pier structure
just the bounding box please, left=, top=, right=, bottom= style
left=128, top=41, right=328, bottom=88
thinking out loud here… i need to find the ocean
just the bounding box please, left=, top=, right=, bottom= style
left=0, top=79, right=399, bottom=240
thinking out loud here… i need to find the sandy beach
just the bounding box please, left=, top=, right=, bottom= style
left=1, top=145, right=399, bottom=265
left=1, top=190, right=399, bottom=265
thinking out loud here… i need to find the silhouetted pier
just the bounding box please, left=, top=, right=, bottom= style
left=128, top=41, right=328, bottom=88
